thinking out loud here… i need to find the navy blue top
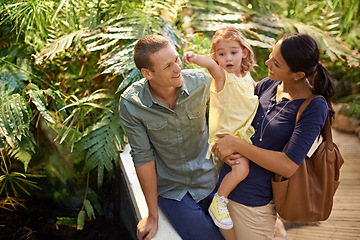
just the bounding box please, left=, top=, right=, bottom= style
left=217, top=77, right=328, bottom=207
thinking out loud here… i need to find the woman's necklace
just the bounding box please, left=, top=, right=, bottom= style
left=259, top=86, right=303, bottom=142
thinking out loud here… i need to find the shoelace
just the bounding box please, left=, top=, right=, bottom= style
left=216, top=199, right=229, bottom=215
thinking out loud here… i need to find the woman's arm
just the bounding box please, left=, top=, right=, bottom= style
left=212, top=135, right=299, bottom=178
left=183, top=51, right=225, bottom=92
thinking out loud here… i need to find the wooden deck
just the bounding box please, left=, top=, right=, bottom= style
left=286, top=128, right=360, bottom=240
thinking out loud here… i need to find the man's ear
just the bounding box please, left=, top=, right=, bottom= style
left=141, top=68, right=152, bottom=80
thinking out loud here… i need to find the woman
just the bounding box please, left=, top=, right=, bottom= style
left=212, top=33, right=335, bottom=239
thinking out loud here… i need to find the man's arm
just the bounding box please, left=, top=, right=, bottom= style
left=183, top=51, right=225, bottom=92
left=135, top=161, right=158, bottom=240
left=119, top=100, right=159, bottom=239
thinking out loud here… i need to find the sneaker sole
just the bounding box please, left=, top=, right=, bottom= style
left=208, top=208, right=233, bottom=230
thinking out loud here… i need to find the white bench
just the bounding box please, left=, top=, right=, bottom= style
left=119, top=144, right=182, bottom=239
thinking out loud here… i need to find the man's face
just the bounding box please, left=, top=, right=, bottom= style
left=145, top=44, right=183, bottom=89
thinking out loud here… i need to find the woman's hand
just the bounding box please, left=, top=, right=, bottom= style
left=221, top=153, right=244, bottom=167
left=212, top=134, right=240, bottom=160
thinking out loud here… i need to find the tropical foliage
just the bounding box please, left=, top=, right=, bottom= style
left=0, top=0, right=359, bottom=233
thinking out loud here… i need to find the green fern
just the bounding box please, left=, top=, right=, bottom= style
left=7, top=135, right=36, bottom=172
left=33, top=29, right=85, bottom=65
left=116, top=67, right=143, bottom=93
left=0, top=68, right=26, bottom=95
left=0, top=94, right=30, bottom=147
left=73, top=110, right=126, bottom=187
left=55, top=90, right=113, bottom=151
left=86, top=0, right=182, bottom=87
left=186, top=0, right=278, bottom=49
left=26, top=83, right=55, bottom=123
left=280, top=18, right=360, bottom=68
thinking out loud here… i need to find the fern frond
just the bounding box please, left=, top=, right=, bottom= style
left=281, top=18, right=360, bottom=67
left=116, top=67, right=142, bottom=93
left=7, top=134, right=36, bottom=172
left=55, top=90, right=113, bottom=150
left=74, top=109, right=126, bottom=187
left=187, top=1, right=277, bottom=49
left=26, top=83, right=55, bottom=123
left=0, top=67, right=26, bottom=95
left=33, top=30, right=86, bottom=65
left=0, top=94, right=30, bottom=147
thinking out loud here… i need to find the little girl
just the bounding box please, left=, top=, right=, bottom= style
left=183, top=26, right=258, bottom=230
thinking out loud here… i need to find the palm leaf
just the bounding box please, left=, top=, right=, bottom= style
left=7, top=134, right=36, bottom=172
left=280, top=18, right=360, bottom=68
left=0, top=94, right=30, bottom=147
left=116, top=67, right=143, bottom=93
left=26, top=83, right=55, bottom=123
left=55, top=90, right=113, bottom=150
left=187, top=1, right=278, bottom=49
left=83, top=0, right=183, bottom=82
left=33, top=29, right=85, bottom=65
left=0, top=67, right=26, bottom=94
left=74, top=109, right=126, bottom=187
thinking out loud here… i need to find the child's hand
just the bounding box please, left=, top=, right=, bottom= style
left=183, top=51, right=197, bottom=65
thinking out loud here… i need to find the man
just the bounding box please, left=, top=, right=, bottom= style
left=119, top=34, right=224, bottom=240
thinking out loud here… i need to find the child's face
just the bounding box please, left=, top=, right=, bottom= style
left=214, top=40, right=248, bottom=77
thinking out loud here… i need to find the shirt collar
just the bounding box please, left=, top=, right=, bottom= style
left=144, top=79, right=190, bottom=108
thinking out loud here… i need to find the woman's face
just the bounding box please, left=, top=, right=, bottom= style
left=265, top=40, right=293, bottom=82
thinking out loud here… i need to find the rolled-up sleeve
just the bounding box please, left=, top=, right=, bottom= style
left=119, top=98, right=156, bottom=167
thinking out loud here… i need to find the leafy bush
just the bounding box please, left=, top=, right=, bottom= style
left=0, top=0, right=358, bottom=232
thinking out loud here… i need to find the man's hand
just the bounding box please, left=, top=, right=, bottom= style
left=137, top=215, right=158, bottom=240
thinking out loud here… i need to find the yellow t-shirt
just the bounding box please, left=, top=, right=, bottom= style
left=207, top=69, right=259, bottom=158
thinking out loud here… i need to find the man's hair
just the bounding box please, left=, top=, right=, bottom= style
left=133, top=34, right=170, bottom=71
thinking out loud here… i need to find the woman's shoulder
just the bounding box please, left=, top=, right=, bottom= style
left=308, top=96, right=328, bottom=111
left=300, top=96, right=328, bottom=123
left=255, top=77, right=278, bottom=95
left=257, top=77, right=276, bottom=87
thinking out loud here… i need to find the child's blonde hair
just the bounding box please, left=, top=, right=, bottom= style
left=210, top=26, right=254, bottom=76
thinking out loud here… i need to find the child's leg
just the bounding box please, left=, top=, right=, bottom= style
left=208, top=157, right=249, bottom=229
left=217, top=157, right=249, bottom=198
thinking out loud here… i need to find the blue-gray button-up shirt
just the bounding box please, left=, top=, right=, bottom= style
left=119, top=69, right=217, bottom=202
